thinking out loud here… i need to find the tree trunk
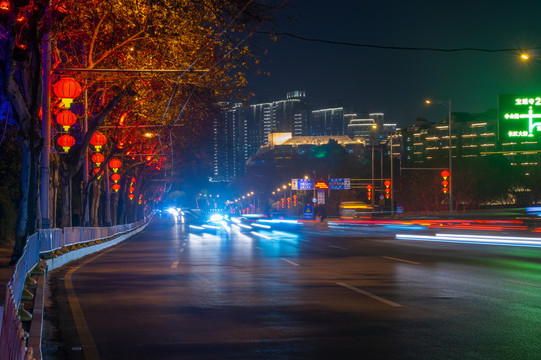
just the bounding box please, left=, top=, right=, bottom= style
left=58, top=165, right=72, bottom=228
left=12, top=135, right=40, bottom=261
left=91, top=181, right=101, bottom=227
left=12, top=139, right=31, bottom=261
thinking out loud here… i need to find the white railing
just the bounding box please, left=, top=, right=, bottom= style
left=0, top=216, right=150, bottom=359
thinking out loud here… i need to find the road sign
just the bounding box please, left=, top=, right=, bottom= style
left=315, top=181, right=328, bottom=189
left=317, top=190, right=325, bottom=204
left=328, top=178, right=351, bottom=190
left=291, top=178, right=314, bottom=190
left=303, top=206, right=314, bottom=220
left=499, top=94, right=541, bottom=141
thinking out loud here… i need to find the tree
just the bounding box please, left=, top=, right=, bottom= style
left=0, top=0, right=280, bottom=260
left=51, top=0, right=279, bottom=228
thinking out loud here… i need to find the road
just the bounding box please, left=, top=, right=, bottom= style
left=43, top=213, right=541, bottom=359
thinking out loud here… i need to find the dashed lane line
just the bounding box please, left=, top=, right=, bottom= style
left=503, top=279, right=541, bottom=288
left=383, top=256, right=420, bottom=265
left=329, top=245, right=347, bottom=250
left=336, top=282, right=403, bottom=308
left=281, top=258, right=300, bottom=266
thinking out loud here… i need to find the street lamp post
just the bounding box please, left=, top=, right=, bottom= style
left=426, top=99, right=453, bottom=214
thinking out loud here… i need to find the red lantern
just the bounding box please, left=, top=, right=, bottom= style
left=93, top=168, right=102, bottom=179
left=441, top=170, right=450, bottom=194
left=57, top=134, right=75, bottom=152
left=91, top=152, right=105, bottom=167
left=441, top=170, right=450, bottom=179
left=111, top=173, right=121, bottom=183
left=53, top=78, right=82, bottom=108
left=0, top=1, right=9, bottom=12
left=56, top=110, right=77, bottom=131
left=90, top=132, right=107, bottom=152
left=129, top=186, right=135, bottom=193
left=109, top=158, right=122, bottom=173
left=130, top=177, right=136, bottom=185
left=128, top=194, right=134, bottom=200
left=112, top=183, right=121, bottom=192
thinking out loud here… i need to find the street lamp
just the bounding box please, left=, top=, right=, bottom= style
left=425, top=98, right=453, bottom=214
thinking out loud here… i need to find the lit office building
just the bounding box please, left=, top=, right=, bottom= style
left=271, top=91, right=310, bottom=136
left=311, top=107, right=346, bottom=136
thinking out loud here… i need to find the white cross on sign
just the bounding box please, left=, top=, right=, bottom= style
left=505, top=106, right=541, bottom=136
left=522, top=106, right=541, bottom=134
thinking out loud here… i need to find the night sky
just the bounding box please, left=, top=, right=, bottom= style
left=247, top=0, right=541, bottom=127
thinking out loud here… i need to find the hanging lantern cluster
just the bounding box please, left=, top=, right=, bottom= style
left=128, top=178, right=135, bottom=200
left=53, top=78, right=82, bottom=154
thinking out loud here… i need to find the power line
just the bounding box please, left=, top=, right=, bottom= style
left=257, top=31, right=540, bottom=53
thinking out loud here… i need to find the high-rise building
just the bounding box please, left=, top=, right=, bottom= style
left=311, top=107, right=345, bottom=136
left=271, top=91, right=310, bottom=136
left=212, top=92, right=311, bottom=182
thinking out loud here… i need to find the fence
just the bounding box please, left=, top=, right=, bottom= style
left=0, top=216, right=149, bottom=360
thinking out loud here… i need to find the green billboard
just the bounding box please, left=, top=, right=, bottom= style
left=499, top=94, right=541, bottom=141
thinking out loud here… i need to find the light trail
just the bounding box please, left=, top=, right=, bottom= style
left=396, top=233, right=541, bottom=247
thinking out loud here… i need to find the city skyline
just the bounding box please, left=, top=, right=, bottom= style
left=247, top=0, right=541, bottom=127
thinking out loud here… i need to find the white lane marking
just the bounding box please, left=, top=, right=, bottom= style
left=503, top=279, right=541, bottom=288
left=336, top=282, right=403, bottom=308
left=329, top=245, right=347, bottom=250
left=171, top=260, right=179, bottom=269
left=383, top=256, right=420, bottom=265
left=281, top=258, right=300, bottom=266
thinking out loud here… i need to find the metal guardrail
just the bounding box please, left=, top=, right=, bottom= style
left=0, top=216, right=150, bottom=360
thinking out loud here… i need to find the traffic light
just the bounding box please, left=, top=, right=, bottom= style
left=384, top=180, right=391, bottom=199
left=441, top=170, right=450, bottom=193
left=367, top=184, right=373, bottom=201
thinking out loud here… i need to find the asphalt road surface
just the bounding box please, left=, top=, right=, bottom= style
left=43, top=214, right=541, bottom=359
